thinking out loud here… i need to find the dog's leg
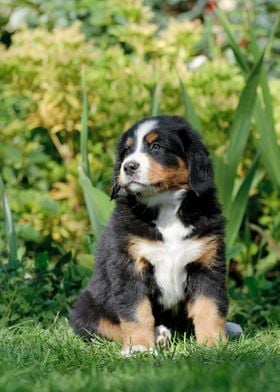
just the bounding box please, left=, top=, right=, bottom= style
left=120, top=297, right=155, bottom=356
left=96, top=317, right=123, bottom=341
left=187, top=296, right=226, bottom=346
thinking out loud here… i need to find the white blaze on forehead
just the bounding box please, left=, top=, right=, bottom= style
left=120, top=120, right=158, bottom=188
left=134, top=120, right=158, bottom=153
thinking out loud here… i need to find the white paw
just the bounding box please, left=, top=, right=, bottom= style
left=155, top=325, right=172, bottom=347
left=120, top=344, right=156, bottom=357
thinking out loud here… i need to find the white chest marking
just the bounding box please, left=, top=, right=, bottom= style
left=153, top=206, right=201, bottom=309
left=138, top=191, right=205, bottom=309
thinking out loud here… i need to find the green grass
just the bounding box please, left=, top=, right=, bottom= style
left=0, top=321, right=279, bottom=392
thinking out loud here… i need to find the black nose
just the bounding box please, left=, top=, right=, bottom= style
left=123, top=160, right=140, bottom=175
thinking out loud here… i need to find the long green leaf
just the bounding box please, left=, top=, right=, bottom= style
left=254, top=102, right=280, bottom=187
left=78, top=166, right=114, bottom=240
left=79, top=70, right=114, bottom=240
left=226, top=155, right=260, bottom=254
left=0, top=174, right=18, bottom=265
left=248, top=18, right=278, bottom=137
left=212, top=153, right=228, bottom=208
left=150, top=81, right=162, bottom=116
left=80, top=69, right=90, bottom=179
left=179, top=77, right=202, bottom=133
left=222, top=53, right=263, bottom=213
left=248, top=19, right=280, bottom=188
left=214, top=8, right=249, bottom=73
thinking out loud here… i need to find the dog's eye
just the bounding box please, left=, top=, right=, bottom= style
left=123, top=146, right=131, bottom=157
left=151, top=143, right=161, bottom=151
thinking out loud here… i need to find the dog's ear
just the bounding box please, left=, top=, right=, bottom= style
left=110, top=136, right=124, bottom=200
left=111, top=160, right=121, bottom=200
left=187, top=139, right=214, bottom=197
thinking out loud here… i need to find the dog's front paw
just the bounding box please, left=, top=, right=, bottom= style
left=121, top=344, right=156, bottom=357
left=155, top=325, right=171, bottom=347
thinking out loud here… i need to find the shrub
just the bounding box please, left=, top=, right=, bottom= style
left=0, top=9, right=247, bottom=250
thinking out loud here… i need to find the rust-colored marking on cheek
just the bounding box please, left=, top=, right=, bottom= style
left=197, top=236, right=220, bottom=267
left=187, top=296, right=226, bottom=347
left=145, top=131, right=158, bottom=144
left=121, top=297, right=155, bottom=350
left=147, top=156, right=189, bottom=190
left=97, top=318, right=123, bottom=342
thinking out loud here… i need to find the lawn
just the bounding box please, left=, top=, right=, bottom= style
left=1, top=321, right=279, bottom=392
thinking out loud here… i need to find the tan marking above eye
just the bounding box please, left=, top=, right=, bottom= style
left=125, top=137, right=133, bottom=148
left=145, top=131, right=158, bottom=144
left=147, top=156, right=189, bottom=190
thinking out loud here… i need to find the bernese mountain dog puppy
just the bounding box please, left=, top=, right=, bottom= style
left=70, top=115, right=230, bottom=355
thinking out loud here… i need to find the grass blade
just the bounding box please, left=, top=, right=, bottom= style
left=0, top=173, right=18, bottom=265
left=226, top=155, right=260, bottom=255
left=179, top=76, right=202, bottom=133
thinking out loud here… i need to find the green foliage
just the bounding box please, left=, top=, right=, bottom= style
left=229, top=276, right=280, bottom=329
left=0, top=0, right=154, bottom=41
left=0, top=5, right=245, bottom=249
left=0, top=243, right=90, bottom=326
left=79, top=72, right=114, bottom=241
left=0, top=173, right=17, bottom=265
left=215, top=8, right=280, bottom=190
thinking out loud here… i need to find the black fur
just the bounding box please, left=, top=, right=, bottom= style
left=70, top=115, right=228, bottom=340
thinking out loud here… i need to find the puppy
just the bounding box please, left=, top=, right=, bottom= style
left=70, top=115, right=228, bottom=354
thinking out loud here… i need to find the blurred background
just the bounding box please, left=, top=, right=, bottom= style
left=0, top=0, right=279, bottom=329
